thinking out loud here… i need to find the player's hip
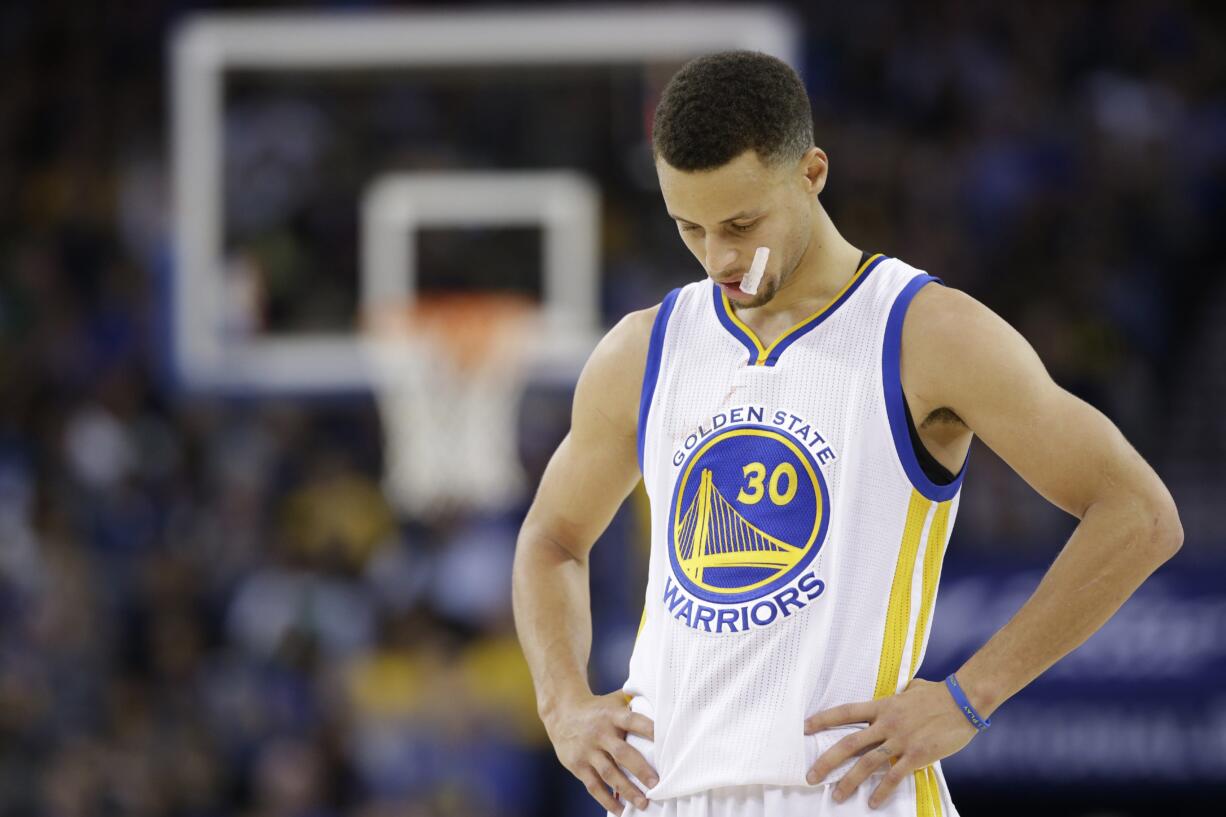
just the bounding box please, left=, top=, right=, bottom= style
left=610, top=762, right=959, bottom=817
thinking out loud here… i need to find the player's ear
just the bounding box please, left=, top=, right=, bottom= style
left=799, top=146, right=828, bottom=196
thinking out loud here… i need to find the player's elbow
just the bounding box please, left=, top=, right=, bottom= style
left=1156, top=500, right=1184, bottom=557
left=1135, top=487, right=1184, bottom=563
left=516, top=515, right=588, bottom=567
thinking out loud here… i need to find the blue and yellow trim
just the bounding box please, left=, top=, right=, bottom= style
left=711, top=253, right=887, bottom=367
left=638, top=288, right=681, bottom=471
left=881, top=273, right=969, bottom=502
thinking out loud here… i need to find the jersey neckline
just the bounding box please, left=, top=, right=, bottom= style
left=711, top=251, right=887, bottom=367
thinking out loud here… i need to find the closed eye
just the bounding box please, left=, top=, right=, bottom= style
left=679, top=221, right=759, bottom=233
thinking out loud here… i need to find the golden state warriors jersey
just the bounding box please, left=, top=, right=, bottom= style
left=626, top=253, right=969, bottom=806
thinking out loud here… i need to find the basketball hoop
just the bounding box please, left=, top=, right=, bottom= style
left=362, top=292, right=542, bottom=518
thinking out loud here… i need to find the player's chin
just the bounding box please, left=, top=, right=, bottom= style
left=744, top=283, right=776, bottom=308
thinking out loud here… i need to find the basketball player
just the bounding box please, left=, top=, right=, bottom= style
left=511, top=50, right=1182, bottom=816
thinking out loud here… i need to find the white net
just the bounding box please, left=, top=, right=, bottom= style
left=363, top=294, right=542, bottom=518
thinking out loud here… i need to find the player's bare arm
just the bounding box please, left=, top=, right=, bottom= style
left=512, top=306, right=661, bottom=815
left=804, top=283, right=1184, bottom=807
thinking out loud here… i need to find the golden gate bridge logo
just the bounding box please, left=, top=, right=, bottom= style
left=669, top=425, right=828, bottom=605
left=675, top=468, right=806, bottom=580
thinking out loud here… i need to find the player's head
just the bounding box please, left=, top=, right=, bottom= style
left=652, top=50, right=826, bottom=307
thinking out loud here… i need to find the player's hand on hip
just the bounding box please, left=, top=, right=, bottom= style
left=802, top=678, right=979, bottom=809
left=541, top=689, right=658, bottom=815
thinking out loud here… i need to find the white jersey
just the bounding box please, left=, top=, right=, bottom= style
left=626, top=253, right=969, bottom=809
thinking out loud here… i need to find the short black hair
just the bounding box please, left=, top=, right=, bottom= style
left=651, top=50, right=814, bottom=172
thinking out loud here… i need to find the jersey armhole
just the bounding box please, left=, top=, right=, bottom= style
left=882, top=274, right=970, bottom=501
left=637, top=288, right=681, bottom=473
left=901, top=389, right=956, bottom=485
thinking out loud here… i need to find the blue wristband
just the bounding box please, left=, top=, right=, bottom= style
left=944, top=673, right=991, bottom=731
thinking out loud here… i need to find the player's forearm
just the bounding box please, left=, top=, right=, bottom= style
left=512, top=530, right=597, bottom=721
left=954, top=491, right=1182, bottom=718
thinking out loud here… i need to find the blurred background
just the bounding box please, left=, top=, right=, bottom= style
left=1, top=1, right=1224, bottom=816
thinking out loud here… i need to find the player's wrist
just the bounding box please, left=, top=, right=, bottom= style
left=949, top=664, right=1001, bottom=720
left=537, top=679, right=594, bottom=725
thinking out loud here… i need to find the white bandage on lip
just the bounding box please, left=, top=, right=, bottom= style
left=739, top=246, right=770, bottom=295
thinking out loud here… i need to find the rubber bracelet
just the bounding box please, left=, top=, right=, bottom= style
left=944, top=672, right=991, bottom=731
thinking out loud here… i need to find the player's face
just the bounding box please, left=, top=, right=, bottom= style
left=656, top=148, right=814, bottom=308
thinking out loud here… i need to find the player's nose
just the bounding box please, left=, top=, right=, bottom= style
left=705, top=242, right=739, bottom=278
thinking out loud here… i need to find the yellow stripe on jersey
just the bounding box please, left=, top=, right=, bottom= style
left=909, top=500, right=952, bottom=680
left=913, top=769, right=931, bottom=817
left=914, top=765, right=943, bottom=817
left=873, top=488, right=931, bottom=700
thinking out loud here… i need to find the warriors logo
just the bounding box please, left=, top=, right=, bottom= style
left=666, top=424, right=830, bottom=630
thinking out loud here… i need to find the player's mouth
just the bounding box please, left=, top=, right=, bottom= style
left=716, top=277, right=752, bottom=300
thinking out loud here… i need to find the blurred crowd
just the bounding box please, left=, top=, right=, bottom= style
left=1, top=1, right=1223, bottom=816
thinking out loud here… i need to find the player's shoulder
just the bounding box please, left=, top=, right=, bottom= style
left=572, top=301, right=664, bottom=433
left=614, top=301, right=662, bottom=345
left=901, top=276, right=1040, bottom=403
left=905, top=279, right=986, bottom=343
left=591, top=302, right=659, bottom=374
